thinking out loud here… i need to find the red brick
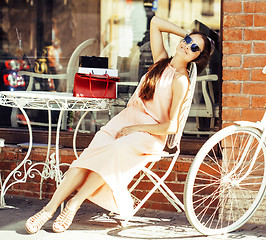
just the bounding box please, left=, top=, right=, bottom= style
left=134, top=180, right=156, bottom=191
left=243, top=56, right=266, bottom=68
left=156, top=171, right=177, bottom=182
left=243, top=2, right=255, bottom=13
left=243, top=82, right=266, bottom=95
left=167, top=182, right=184, bottom=193
left=243, top=2, right=266, bottom=13
left=222, top=55, right=242, bottom=67
left=31, top=153, right=46, bottom=162
left=60, top=154, right=76, bottom=164
left=222, top=122, right=235, bottom=128
left=223, top=2, right=242, bottom=13
left=133, top=189, right=147, bottom=201
left=253, top=42, right=266, bottom=54
left=17, top=152, right=27, bottom=161
left=251, top=69, right=266, bottom=81
left=157, top=160, right=171, bottom=171
left=176, top=173, right=187, bottom=182
left=2, top=151, right=18, bottom=160
left=222, top=96, right=250, bottom=108
left=0, top=161, right=17, bottom=170
left=223, top=14, right=253, bottom=28
left=254, top=14, right=266, bottom=27
left=244, top=29, right=266, bottom=41
left=24, top=191, right=40, bottom=198
left=252, top=96, right=266, bottom=108
left=223, top=69, right=250, bottom=81
left=223, top=29, right=242, bottom=41
left=1, top=170, right=13, bottom=180
left=241, top=109, right=265, bottom=122
left=176, top=162, right=191, bottom=173
left=222, top=109, right=241, bottom=121
left=150, top=202, right=177, bottom=212
left=222, top=82, right=241, bottom=94
left=149, top=192, right=169, bottom=203
left=254, top=2, right=266, bottom=13
left=12, top=182, right=40, bottom=193
left=223, top=42, right=251, bottom=54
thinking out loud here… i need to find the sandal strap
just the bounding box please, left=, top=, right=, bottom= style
left=52, top=204, right=79, bottom=232
left=26, top=209, right=53, bottom=234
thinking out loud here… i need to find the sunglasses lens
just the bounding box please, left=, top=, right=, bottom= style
left=191, top=43, right=200, bottom=52
left=184, top=35, right=192, bottom=44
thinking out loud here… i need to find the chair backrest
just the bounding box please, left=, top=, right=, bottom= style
left=66, top=38, right=98, bottom=92
left=167, top=62, right=197, bottom=149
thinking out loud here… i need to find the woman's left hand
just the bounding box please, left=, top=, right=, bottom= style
left=115, top=125, right=142, bottom=139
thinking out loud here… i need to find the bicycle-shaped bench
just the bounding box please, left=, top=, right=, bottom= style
left=184, top=67, right=266, bottom=235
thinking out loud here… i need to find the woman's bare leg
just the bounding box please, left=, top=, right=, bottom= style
left=66, top=171, right=105, bottom=209
left=43, top=167, right=90, bottom=215
left=51, top=171, right=106, bottom=233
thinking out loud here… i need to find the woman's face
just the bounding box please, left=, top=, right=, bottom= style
left=176, top=34, right=204, bottom=62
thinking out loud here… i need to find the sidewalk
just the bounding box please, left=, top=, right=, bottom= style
left=0, top=195, right=265, bottom=240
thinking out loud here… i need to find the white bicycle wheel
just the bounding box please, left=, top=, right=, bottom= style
left=184, top=125, right=266, bottom=235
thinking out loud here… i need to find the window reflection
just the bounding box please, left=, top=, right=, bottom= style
left=0, top=0, right=221, bottom=137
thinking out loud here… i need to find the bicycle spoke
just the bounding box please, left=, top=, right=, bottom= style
left=193, top=180, right=221, bottom=207
left=205, top=185, right=231, bottom=228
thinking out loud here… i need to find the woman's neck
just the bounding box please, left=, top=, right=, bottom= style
left=170, top=55, right=188, bottom=74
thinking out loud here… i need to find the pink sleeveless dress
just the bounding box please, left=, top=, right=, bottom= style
left=70, top=64, right=176, bottom=218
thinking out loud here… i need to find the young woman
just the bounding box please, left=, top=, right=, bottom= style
left=25, top=16, right=211, bottom=234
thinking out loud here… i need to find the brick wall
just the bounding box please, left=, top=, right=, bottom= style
left=0, top=145, right=193, bottom=211
left=222, top=0, right=266, bottom=125
left=222, top=0, right=266, bottom=224
left=0, top=146, right=77, bottom=200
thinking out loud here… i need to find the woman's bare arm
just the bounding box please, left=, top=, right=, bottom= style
left=115, top=74, right=189, bottom=139
left=150, top=16, right=189, bottom=63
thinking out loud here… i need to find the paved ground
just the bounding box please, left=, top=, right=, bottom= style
left=0, top=195, right=265, bottom=240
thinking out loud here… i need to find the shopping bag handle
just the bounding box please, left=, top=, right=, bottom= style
left=88, top=73, right=109, bottom=98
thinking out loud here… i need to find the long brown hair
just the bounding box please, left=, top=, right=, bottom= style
left=139, top=31, right=211, bottom=101
left=190, top=30, right=212, bottom=74
left=138, top=57, right=172, bottom=101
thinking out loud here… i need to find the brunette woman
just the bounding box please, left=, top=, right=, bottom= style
left=25, top=16, right=211, bottom=234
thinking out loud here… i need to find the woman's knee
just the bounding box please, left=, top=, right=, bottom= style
left=65, top=167, right=90, bottom=179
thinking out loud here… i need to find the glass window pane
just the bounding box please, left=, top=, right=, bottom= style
left=0, top=0, right=221, bottom=138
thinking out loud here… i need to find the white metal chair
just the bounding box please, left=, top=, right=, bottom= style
left=19, top=38, right=97, bottom=93
left=185, top=72, right=219, bottom=135
left=123, top=62, right=198, bottom=225
left=0, top=138, right=5, bottom=196
left=17, top=38, right=98, bottom=130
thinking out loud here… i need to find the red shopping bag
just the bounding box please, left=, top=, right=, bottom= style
left=73, top=73, right=120, bottom=99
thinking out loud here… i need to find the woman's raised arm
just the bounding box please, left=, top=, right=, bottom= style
left=150, top=16, right=189, bottom=63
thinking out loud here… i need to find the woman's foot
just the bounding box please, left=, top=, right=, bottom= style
left=25, top=209, right=53, bottom=234
left=52, top=203, right=79, bottom=233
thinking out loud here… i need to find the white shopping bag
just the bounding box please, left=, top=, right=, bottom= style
left=78, top=67, right=118, bottom=77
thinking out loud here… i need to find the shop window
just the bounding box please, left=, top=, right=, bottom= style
left=202, top=0, right=215, bottom=17
left=0, top=0, right=221, bottom=152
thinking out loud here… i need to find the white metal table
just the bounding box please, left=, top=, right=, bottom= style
left=0, top=91, right=110, bottom=208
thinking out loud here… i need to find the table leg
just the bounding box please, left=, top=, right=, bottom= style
left=73, top=111, right=90, bottom=159
left=0, top=107, right=51, bottom=208
left=39, top=109, right=52, bottom=199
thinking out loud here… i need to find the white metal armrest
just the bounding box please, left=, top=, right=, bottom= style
left=189, top=74, right=218, bottom=118
left=196, top=74, right=218, bottom=82
left=18, top=71, right=67, bottom=91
